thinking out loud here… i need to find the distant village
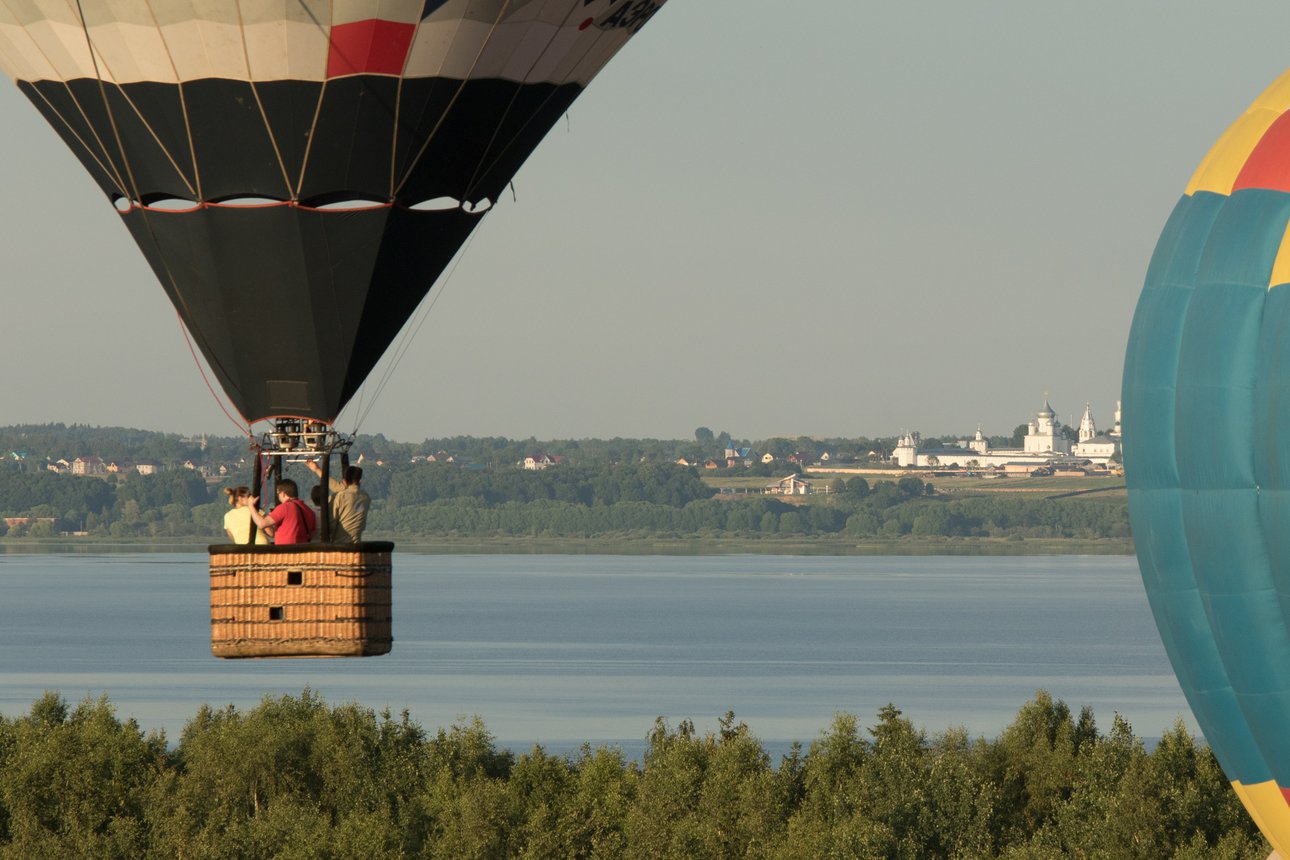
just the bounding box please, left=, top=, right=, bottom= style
left=5, top=439, right=543, bottom=481
left=5, top=399, right=1123, bottom=492
left=27, top=453, right=214, bottom=478
left=679, top=400, right=1123, bottom=493
left=887, top=400, right=1122, bottom=473
left=14, top=434, right=242, bottom=479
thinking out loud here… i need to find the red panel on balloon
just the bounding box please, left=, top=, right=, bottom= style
left=1233, top=112, right=1290, bottom=193
left=327, top=20, right=416, bottom=78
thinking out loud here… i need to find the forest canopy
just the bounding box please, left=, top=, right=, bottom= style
left=0, top=689, right=1264, bottom=859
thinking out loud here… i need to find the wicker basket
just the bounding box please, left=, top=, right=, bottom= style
left=209, top=542, right=394, bottom=658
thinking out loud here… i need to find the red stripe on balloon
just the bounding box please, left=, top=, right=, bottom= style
left=327, top=20, right=416, bottom=78
left=1233, top=111, right=1290, bottom=193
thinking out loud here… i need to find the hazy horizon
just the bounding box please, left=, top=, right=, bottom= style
left=0, top=412, right=1094, bottom=447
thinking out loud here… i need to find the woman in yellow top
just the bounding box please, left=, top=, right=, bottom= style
left=223, top=486, right=270, bottom=545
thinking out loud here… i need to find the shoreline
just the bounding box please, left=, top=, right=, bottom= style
left=0, top=535, right=1135, bottom=556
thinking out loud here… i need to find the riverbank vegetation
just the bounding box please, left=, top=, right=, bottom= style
left=0, top=689, right=1263, bottom=859
left=0, top=426, right=1129, bottom=548
left=0, top=463, right=1130, bottom=547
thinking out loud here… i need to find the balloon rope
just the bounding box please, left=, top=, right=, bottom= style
left=19, top=84, right=126, bottom=194
left=463, top=11, right=630, bottom=205
left=393, top=2, right=514, bottom=197
left=75, top=2, right=206, bottom=201
left=15, top=6, right=130, bottom=195
left=74, top=0, right=145, bottom=204
left=388, top=8, right=433, bottom=199
left=232, top=1, right=294, bottom=199
left=291, top=1, right=335, bottom=198
left=141, top=0, right=203, bottom=199
left=89, top=75, right=198, bottom=199
left=459, top=3, right=591, bottom=201
left=72, top=3, right=251, bottom=437
left=174, top=311, right=253, bottom=439
left=347, top=224, right=484, bottom=435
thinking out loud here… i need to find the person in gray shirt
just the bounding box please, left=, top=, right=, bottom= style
left=307, top=461, right=371, bottom=543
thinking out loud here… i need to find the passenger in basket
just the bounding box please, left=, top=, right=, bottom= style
left=247, top=479, right=316, bottom=544
left=306, top=461, right=371, bottom=543
left=223, top=486, right=269, bottom=545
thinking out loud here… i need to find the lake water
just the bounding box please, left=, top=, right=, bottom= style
left=0, top=552, right=1192, bottom=755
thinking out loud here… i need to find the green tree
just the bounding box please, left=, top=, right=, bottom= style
left=896, top=476, right=925, bottom=498
left=150, top=690, right=416, bottom=858
left=117, top=471, right=210, bottom=511
left=26, top=520, right=54, bottom=538
left=911, top=505, right=952, bottom=537
left=0, top=688, right=1273, bottom=858
left=559, top=745, right=637, bottom=858
left=869, top=481, right=901, bottom=507
left=625, top=713, right=787, bottom=859
left=846, top=476, right=870, bottom=498
left=0, top=693, right=166, bottom=860
left=986, top=691, right=1092, bottom=840
left=845, top=509, right=881, bottom=537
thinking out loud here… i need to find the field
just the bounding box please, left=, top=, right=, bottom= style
left=702, top=471, right=1126, bottom=499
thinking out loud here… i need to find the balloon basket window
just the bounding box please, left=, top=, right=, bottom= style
left=209, top=542, right=393, bottom=658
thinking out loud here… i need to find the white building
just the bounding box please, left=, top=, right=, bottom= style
left=1072, top=402, right=1118, bottom=461
left=892, top=432, right=921, bottom=468
left=1023, top=402, right=1070, bottom=455
left=893, top=401, right=1121, bottom=469
left=523, top=455, right=555, bottom=471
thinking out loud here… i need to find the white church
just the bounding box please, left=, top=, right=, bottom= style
left=892, top=401, right=1122, bottom=470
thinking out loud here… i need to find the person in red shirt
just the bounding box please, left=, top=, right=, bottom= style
left=247, top=479, right=316, bottom=544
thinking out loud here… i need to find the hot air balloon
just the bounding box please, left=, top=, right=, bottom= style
left=1124, top=70, right=1290, bottom=852
left=0, top=0, right=667, bottom=657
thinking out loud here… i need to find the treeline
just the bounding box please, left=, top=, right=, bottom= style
left=0, top=468, right=212, bottom=537
left=384, top=462, right=715, bottom=508
left=368, top=495, right=1129, bottom=541
left=0, top=462, right=1129, bottom=542
left=0, top=424, right=1057, bottom=477
left=370, top=474, right=1129, bottom=542
left=369, top=430, right=1026, bottom=468
left=0, top=423, right=915, bottom=471
left=0, top=690, right=1264, bottom=859
left=0, top=423, right=246, bottom=465
left=0, top=424, right=1130, bottom=542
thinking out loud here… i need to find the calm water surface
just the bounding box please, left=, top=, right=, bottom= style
left=0, top=552, right=1190, bottom=753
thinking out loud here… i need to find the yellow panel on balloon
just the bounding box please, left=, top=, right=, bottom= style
left=1188, top=69, right=1290, bottom=195
left=1186, top=108, right=1282, bottom=196
left=1232, top=780, right=1290, bottom=857
left=1269, top=220, right=1290, bottom=289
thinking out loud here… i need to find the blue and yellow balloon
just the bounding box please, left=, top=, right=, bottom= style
left=1125, top=70, right=1290, bottom=853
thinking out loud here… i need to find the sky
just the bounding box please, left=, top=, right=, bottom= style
left=3, top=2, right=1290, bottom=444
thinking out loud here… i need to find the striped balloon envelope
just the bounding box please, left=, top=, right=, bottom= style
left=0, top=0, right=665, bottom=423
left=1124, top=69, right=1290, bottom=854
